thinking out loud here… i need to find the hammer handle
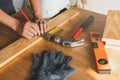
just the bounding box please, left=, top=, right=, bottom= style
left=71, top=28, right=83, bottom=40
left=71, top=15, right=94, bottom=40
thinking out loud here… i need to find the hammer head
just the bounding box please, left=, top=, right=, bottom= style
left=62, top=39, right=84, bottom=47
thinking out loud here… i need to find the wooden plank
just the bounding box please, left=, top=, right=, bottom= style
left=0, top=9, right=80, bottom=68
left=1, top=7, right=120, bottom=80
left=0, top=9, right=32, bottom=50
left=102, top=10, right=120, bottom=49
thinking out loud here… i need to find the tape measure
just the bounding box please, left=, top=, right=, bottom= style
left=90, top=31, right=111, bottom=74
left=44, top=27, right=63, bottom=40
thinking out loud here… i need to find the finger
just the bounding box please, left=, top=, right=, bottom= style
left=27, top=30, right=34, bottom=36
left=63, top=56, right=72, bottom=65
left=43, top=20, right=49, bottom=33
left=53, top=67, right=76, bottom=78
left=49, top=74, right=61, bottom=80
left=56, top=51, right=64, bottom=64
left=32, top=24, right=41, bottom=36
left=46, top=25, right=49, bottom=32
left=39, top=21, right=44, bottom=35
left=31, top=53, right=41, bottom=80
left=33, top=53, right=41, bottom=68
left=49, top=50, right=56, bottom=62
left=64, top=67, right=76, bottom=76
left=42, top=21, right=47, bottom=33
left=29, top=28, right=38, bottom=36
left=42, top=51, right=50, bottom=66
left=40, top=52, right=49, bottom=71
left=22, top=33, right=31, bottom=39
left=24, top=34, right=32, bottom=39
left=23, top=31, right=34, bottom=39
left=57, top=56, right=72, bottom=70
left=44, top=20, right=49, bottom=31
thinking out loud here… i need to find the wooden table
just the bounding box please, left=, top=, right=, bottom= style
left=0, top=7, right=120, bottom=80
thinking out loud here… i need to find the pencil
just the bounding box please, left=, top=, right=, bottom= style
left=18, top=8, right=30, bottom=22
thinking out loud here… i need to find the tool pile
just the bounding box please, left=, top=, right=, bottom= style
left=30, top=50, right=76, bottom=80
left=19, top=8, right=94, bottom=47
left=44, top=16, right=94, bottom=47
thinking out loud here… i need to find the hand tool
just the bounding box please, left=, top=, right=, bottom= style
left=62, top=39, right=84, bottom=47
left=18, top=8, right=30, bottom=22
left=44, top=27, right=63, bottom=40
left=62, top=15, right=94, bottom=47
left=18, top=8, right=92, bottom=47
left=18, top=8, right=64, bottom=42
left=44, top=28, right=84, bottom=47
left=71, top=15, right=94, bottom=40
left=53, top=35, right=85, bottom=47
left=90, top=31, right=111, bottom=74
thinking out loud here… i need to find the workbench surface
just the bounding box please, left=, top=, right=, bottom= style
left=0, top=7, right=120, bottom=80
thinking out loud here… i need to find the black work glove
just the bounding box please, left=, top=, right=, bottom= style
left=47, top=50, right=64, bottom=72
left=30, top=50, right=76, bottom=80
left=30, top=51, right=49, bottom=80
left=49, top=55, right=76, bottom=80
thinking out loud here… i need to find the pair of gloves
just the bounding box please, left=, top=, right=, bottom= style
left=30, top=50, right=76, bottom=80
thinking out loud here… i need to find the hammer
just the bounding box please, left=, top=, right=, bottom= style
left=54, top=15, right=94, bottom=47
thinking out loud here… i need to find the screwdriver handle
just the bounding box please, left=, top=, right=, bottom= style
left=71, top=15, right=94, bottom=40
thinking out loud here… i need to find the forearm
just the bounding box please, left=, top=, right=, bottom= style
left=29, top=0, right=42, bottom=18
left=0, top=9, right=41, bottom=39
left=0, top=9, right=20, bottom=31
left=29, top=0, right=49, bottom=35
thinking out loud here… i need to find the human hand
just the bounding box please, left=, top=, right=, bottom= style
left=17, top=21, right=40, bottom=39
left=33, top=16, right=49, bottom=35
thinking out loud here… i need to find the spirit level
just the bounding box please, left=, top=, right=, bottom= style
left=90, top=31, right=111, bottom=74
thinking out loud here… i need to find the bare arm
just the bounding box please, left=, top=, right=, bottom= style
left=0, top=0, right=48, bottom=39
left=0, top=9, right=40, bottom=39
left=0, top=9, right=20, bottom=31
left=29, top=0, right=42, bottom=18
left=30, top=0, right=49, bottom=34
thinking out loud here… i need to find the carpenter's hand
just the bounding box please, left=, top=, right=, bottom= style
left=33, top=16, right=49, bottom=35
left=17, top=21, right=40, bottom=39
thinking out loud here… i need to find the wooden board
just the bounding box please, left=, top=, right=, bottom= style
left=0, top=9, right=80, bottom=68
left=1, top=7, right=120, bottom=80
left=0, top=9, right=33, bottom=50
left=102, top=10, right=120, bottom=49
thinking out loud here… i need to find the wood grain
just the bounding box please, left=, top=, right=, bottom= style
left=1, top=7, right=120, bottom=80
left=0, top=9, right=32, bottom=50
left=0, top=9, right=80, bottom=68
left=102, top=10, right=120, bottom=49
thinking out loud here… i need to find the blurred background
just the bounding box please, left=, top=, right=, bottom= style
left=12, top=0, right=120, bottom=15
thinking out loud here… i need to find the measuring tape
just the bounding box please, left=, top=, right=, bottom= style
left=44, top=27, right=63, bottom=40
left=90, top=31, right=111, bottom=74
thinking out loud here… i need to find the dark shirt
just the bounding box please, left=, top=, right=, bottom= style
left=0, top=0, right=15, bottom=14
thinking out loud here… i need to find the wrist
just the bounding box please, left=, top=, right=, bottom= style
left=12, top=20, right=24, bottom=35
left=33, top=15, right=43, bottom=23
left=10, top=19, right=21, bottom=31
left=33, top=12, right=42, bottom=18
